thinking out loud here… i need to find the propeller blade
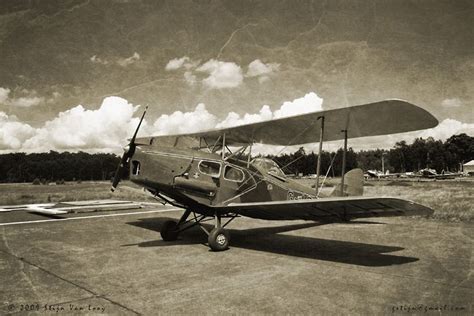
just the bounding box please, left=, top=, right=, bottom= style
left=130, top=106, right=148, bottom=146
left=111, top=106, right=148, bottom=192
left=111, top=152, right=129, bottom=191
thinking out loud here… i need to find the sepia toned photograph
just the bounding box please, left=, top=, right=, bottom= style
left=0, top=0, right=473, bottom=314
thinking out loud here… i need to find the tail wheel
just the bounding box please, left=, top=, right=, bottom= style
left=208, top=228, right=230, bottom=251
left=160, top=220, right=179, bottom=241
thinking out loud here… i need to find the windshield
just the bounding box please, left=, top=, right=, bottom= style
left=251, top=158, right=286, bottom=177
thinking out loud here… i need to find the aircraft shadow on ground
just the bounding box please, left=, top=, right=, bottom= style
left=125, top=217, right=418, bottom=267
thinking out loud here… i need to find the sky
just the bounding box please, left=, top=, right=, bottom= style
left=0, top=0, right=473, bottom=154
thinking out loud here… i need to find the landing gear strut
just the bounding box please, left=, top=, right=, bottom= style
left=160, top=210, right=237, bottom=251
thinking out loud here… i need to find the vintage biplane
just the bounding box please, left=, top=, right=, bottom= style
left=111, top=100, right=438, bottom=251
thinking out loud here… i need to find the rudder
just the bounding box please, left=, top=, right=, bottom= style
left=331, top=168, right=364, bottom=197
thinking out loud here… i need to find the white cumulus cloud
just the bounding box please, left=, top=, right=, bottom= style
left=5, top=92, right=470, bottom=155
left=274, top=92, right=323, bottom=118
left=419, top=118, right=474, bottom=140
left=216, top=92, right=323, bottom=128
left=196, top=59, right=244, bottom=89
left=152, top=103, right=217, bottom=135
left=246, top=59, right=280, bottom=77
left=0, top=112, right=36, bottom=150
left=216, top=105, right=273, bottom=128
left=165, top=57, right=279, bottom=87
left=20, top=97, right=143, bottom=153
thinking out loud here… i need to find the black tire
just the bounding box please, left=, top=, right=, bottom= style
left=208, top=228, right=230, bottom=251
left=160, top=220, right=179, bottom=241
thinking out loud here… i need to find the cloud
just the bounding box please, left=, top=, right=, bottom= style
left=274, top=92, right=323, bottom=118
left=184, top=71, right=197, bottom=85
left=441, top=98, right=462, bottom=107
left=9, top=96, right=44, bottom=108
left=90, top=53, right=141, bottom=67
left=0, top=87, right=10, bottom=103
left=246, top=59, right=280, bottom=79
left=216, top=105, right=273, bottom=128
left=117, top=52, right=140, bottom=67
left=343, top=118, right=474, bottom=152
left=152, top=103, right=217, bottom=135
left=165, top=56, right=201, bottom=71
left=0, top=112, right=36, bottom=150
left=419, top=118, right=474, bottom=140
left=215, top=92, right=322, bottom=129
left=196, top=59, right=244, bottom=89
left=3, top=92, right=470, bottom=155
left=0, top=87, right=44, bottom=107
left=90, top=55, right=108, bottom=65
left=165, top=57, right=279, bottom=88
left=0, top=93, right=325, bottom=152
left=18, top=97, right=143, bottom=153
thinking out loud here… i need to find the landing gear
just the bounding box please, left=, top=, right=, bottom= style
left=208, top=227, right=230, bottom=251
left=159, top=209, right=237, bottom=251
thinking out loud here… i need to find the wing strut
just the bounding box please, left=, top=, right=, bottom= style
left=222, top=133, right=226, bottom=159
left=247, top=144, right=252, bottom=168
left=340, top=129, right=348, bottom=196
left=315, top=116, right=325, bottom=192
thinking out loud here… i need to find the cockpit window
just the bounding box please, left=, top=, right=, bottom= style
left=132, top=160, right=140, bottom=175
left=198, top=160, right=221, bottom=177
left=224, top=165, right=245, bottom=182
left=251, top=158, right=286, bottom=177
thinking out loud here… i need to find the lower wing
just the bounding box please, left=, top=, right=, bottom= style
left=214, top=197, right=433, bottom=221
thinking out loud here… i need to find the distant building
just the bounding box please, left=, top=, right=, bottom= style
left=463, top=160, right=474, bottom=176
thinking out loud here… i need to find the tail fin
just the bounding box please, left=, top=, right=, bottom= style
left=331, top=168, right=364, bottom=197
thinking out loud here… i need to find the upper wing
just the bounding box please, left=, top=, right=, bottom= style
left=214, top=197, right=434, bottom=221
left=136, top=99, right=438, bottom=147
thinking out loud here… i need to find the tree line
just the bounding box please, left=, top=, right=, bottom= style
left=268, top=133, right=473, bottom=176
left=0, top=151, right=120, bottom=183
left=0, top=134, right=472, bottom=183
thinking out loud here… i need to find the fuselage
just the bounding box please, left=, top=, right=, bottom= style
left=129, top=146, right=317, bottom=215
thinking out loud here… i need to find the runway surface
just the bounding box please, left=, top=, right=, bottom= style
left=0, top=205, right=472, bottom=315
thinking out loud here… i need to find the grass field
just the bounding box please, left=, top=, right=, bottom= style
left=0, top=181, right=157, bottom=206
left=0, top=178, right=473, bottom=222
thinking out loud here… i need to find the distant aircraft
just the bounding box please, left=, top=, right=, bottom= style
left=418, top=168, right=462, bottom=180
left=111, top=100, right=438, bottom=251
left=366, top=170, right=400, bottom=179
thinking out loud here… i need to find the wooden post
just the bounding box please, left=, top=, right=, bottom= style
left=340, top=129, right=348, bottom=196
left=315, top=116, right=325, bottom=194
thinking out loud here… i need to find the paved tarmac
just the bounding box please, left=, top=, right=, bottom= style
left=0, top=206, right=472, bottom=315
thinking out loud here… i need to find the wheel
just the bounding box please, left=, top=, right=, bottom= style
left=208, top=228, right=230, bottom=251
left=160, top=220, right=179, bottom=241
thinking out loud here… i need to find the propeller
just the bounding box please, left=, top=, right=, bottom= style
left=111, top=106, right=148, bottom=192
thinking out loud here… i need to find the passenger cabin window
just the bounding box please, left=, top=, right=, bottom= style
left=224, top=165, right=245, bottom=182
left=198, top=160, right=221, bottom=177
